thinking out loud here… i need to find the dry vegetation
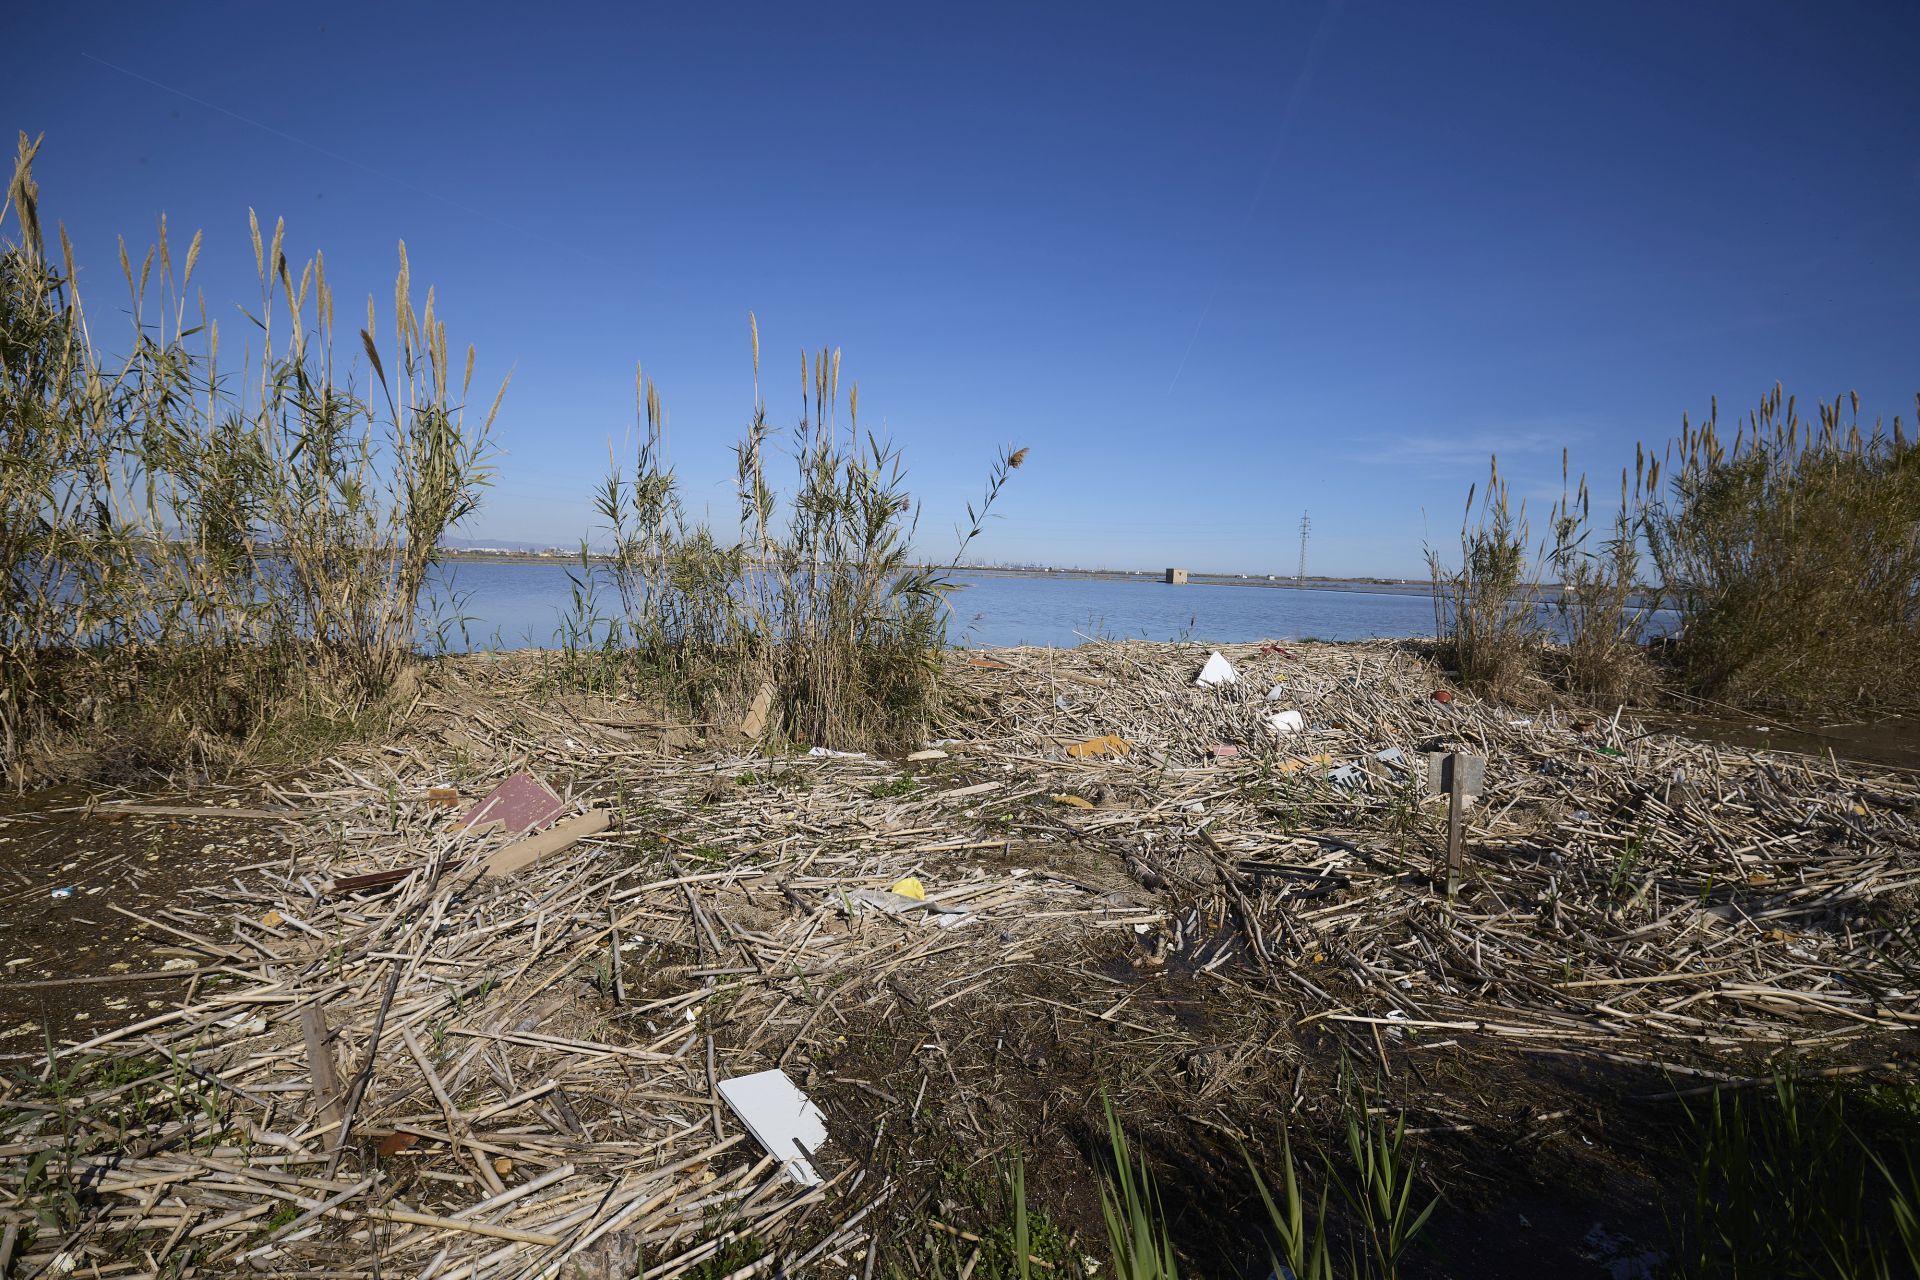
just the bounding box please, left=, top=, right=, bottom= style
left=1, top=134, right=500, bottom=786
left=2, top=135, right=1016, bottom=788
left=1646, top=386, right=1920, bottom=712
left=1430, top=386, right=1920, bottom=718
left=2, top=642, right=1915, bottom=1277
left=556, top=323, right=1024, bottom=755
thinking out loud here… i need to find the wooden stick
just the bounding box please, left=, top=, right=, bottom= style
left=299, top=1004, right=345, bottom=1131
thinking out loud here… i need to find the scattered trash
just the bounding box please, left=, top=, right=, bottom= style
left=480, top=810, right=613, bottom=878
left=1195, top=652, right=1239, bottom=687
left=1267, top=709, right=1305, bottom=735
left=807, top=746, right=866, bottom=760
left=1265, top=684, right=1289, bottom=700
left=1209, top=744, right=1241, bottom=759
left=1366, top=747, right=1410, bottom=780
left=717, top=1069, right=828, bottom=1186
left=0, top=637, right=1901, bottom=1275
left=966, top=655, right=1012, bottom=670
left=1431, top=690, right=1454, bottom=704
left=460, top=772, right=566, bottom=836
left=329, top=807, right=611, bottom=893
left=425, top=786, right=460, bottom=808
left=1066, top=735, right=1132, bottom=759
left=844, top=888, right=971, bottom=927
left=1326, top=763, right=1366, bottom=789
left=492, top=1156, right=514, bottom=1176
left=49, top=887, right=74, bottom=901
left=1257, top=643, right=1293, bottom=657
left=261, top=910, right=284, bottom=927
left=906, top=749, right=948, bottom=761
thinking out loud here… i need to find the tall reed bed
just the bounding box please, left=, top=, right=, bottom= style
left=565, top=315, right=1024, bottom=750
left=1433, top=385, right=1917, bottom=715
left=1644, top=386, right=1919, bottom=711
left=1, top=134, right=500, bottom=782
left=1545, top=447, right=1660, bottom=702
left=1425, top=456, right=1548, bottom=701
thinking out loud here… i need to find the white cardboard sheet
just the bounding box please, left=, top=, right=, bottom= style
left=1195, top=651, right=1238, bottom=687
left=717, top=1069, right=828, bottom=1186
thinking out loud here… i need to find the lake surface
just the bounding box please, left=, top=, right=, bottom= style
left=424, top=561, right=1444, bottom=651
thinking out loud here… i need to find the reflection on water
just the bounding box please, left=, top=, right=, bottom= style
left=1642, top=709, right=1920, bottom=774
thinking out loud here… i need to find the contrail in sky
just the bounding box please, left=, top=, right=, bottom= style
left=1168, top=0, right=1346, bottom=394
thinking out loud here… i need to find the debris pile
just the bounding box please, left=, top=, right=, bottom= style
left=0, top=641, right=1913, bottom=1275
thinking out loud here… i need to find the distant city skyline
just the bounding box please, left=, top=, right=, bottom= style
left=8, top=1, right=1918, bottom=577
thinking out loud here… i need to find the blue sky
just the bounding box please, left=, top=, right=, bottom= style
left=8, top=0, right=1918, bottom=576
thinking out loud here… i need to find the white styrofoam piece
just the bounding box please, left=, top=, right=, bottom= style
left=1265, top=684, right=1288, bottom=701
left=1267, top=709, right=1304, bottom=735
left=717, top=1069, right=827, bottom=1186
left=1195, top=652, right=1238, bottom=687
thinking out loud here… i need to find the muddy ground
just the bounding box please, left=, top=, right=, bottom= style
left=0, top=792, right=296, bottom=1058
left=0, top=804, right=1709, bottom=1278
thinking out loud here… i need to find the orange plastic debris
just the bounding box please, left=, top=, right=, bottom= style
left=1066, top=735, right=1132, bottom=759
left=1053, top=793, right=1095, bottom=809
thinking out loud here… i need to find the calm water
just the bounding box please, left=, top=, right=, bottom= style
left=424, top=562, right=1443, bottom=651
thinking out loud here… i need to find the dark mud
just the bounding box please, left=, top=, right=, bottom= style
left=0, top=790, right=293, bottom=1061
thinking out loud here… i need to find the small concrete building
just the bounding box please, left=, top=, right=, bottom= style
left=1164, top=567, right=1188, bottom=585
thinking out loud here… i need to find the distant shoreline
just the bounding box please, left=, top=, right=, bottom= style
left=940, top=564, right=1435, bottom=597
left=436, top=551, right=1435, bottom=597
left=436, top=554, right=1667, bottom=612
